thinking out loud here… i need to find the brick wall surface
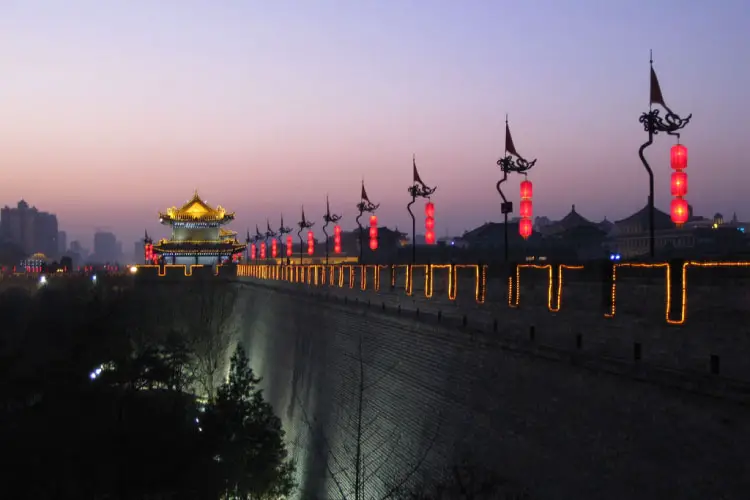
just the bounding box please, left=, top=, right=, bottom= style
left=236, top=277, right=750, bottom=500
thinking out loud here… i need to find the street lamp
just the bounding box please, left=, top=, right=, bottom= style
left=254, top=225, right=264, bottom=263
left=265, top=219, right=277, bottom=261
left=407, top=155, right=436, bottom=263
left=297, top=207, right=314, bottom=265
left=278, top=214, right=292, bottom=265
left=143, top=230, right=153, bottom=265
left=638, top=51, right=691, bottom=258
left=496, top=116, right=537, bottom=262
left=356, top=181, right=379, bottom=262
left=245, top=229, right=251, bottom=262
left=322, top=195, right=342, bottom=265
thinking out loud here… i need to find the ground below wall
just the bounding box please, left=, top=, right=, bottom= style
left=236, top=281, right=750, bottom=500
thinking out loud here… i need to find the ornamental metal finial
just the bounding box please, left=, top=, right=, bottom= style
left=322, top=195, right=342, bottom=264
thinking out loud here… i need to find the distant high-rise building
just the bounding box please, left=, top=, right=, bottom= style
left=0, top=200, right=59, bottom=257
left=58, top=230, right=67, bottom=255
left=134, top=240, right=144, bottom=263
left=93, top=231, right=119, bottom=263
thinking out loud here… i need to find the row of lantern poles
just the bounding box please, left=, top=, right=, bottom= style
left=143, top=53, right=690, bottom=265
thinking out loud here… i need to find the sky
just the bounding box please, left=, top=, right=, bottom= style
left=1, top=0, right=749, bottom=251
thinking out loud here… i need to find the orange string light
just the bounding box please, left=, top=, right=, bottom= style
left=232, top=261, right=749, bottom=326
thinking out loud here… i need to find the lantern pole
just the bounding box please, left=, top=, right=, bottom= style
left=254, top=225, right=264, bottom=263
left=638, top=51, right=691, bottom=258
left=143, top=230, right=151, bottom=265
left=407, top=155, right=436, bottom=264
left=265, top=219, right=277, bottom=263
left=297, top=207, right=314, bottom=265
left=322, top=195, right=342, bottom=265
left=278, top=214, right=291, bottom=265
left=356, top=181, right=380, bottom=262
left=497, top=115, right=536, bottom=262
left=245, top=229, right=251, bottom=262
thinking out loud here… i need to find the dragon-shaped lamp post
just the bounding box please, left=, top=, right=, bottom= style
left=265, top=219, right=277, bottom=263
left=278, top=214, right=291, bottom=265
left=322, top=195, right=342, bottom=265
left=356, top=181, right=380, bottom=262
left=297, top=207, right=314, bottom=265
left=407, top=155, right=437, bottom=264
left=496, top=116, right=537, bottom=263
left=253, top=225, right=264, bottom=263
left=143, top=230, right=152, bottom=265
left=245, top=229, right=251, bottom=262
left=639, top=51, right=691, bottom=258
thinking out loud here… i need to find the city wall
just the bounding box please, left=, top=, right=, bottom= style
left=134, top=262, right=750, bottom=499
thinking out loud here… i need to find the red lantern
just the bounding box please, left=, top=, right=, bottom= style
left=425, top=202, right=435, bottom=218
left=519, top=218, right=533, bottom=239
left=334, top=225, right=342, bottom=254
left=670, top=144, right=688, bottom=170
left=307, top=231, right=314, bottom=256
left=369, top=215, right=378, bottom=251
left=520, top=179, right=533, bottom=200
left=670, top=171, right=688, bottom=197
left=286, top=236, right=293, bottom=257
left=425, top=201, right=436, bottom=245
left=260, top=242, right=266, bottom=259
left=670, top=197, right=689, bottom=225
left=271, top=239, right=278, bottom=258
left=519, top=199, right=533, bottom=218
left=251, top=243, right=256, bottom=260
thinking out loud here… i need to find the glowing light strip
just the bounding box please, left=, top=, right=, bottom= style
left=234, top=261, right=750, bottom=325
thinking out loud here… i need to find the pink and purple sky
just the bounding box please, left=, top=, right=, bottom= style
left=1, top=0, right=749, bottom=249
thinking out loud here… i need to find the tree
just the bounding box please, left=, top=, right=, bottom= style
left=297, top=335, right=440, bottom=500
left=395, top=459, right=531, bottom=500
left=202, top=344, right=296, bottom=499
left=185, top=280, right=239, bottom=399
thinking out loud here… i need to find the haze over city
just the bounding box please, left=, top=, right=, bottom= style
left=2, top=0, right=749, bottom=249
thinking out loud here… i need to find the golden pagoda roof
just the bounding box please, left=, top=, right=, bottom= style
left=219, top=228, right=238, bottom=237
left=159, top=190, right=235, bottom=223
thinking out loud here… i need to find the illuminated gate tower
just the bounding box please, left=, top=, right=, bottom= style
left=153, top=191, right=246, bottom=266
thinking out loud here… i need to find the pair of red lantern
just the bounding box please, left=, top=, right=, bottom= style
left=425, top=202, right=436, bottom=245
left=286, top=236, right=293, bottom=257
left=260, top=242, right=267, bottom=259
left=519, top=179, right=533, bottom=239
left=670, top=144, right=689, bottom=226
left=369, top=215, right=378, bottom=250
left=144, top=243, right=154, bottom=263
left=250, top=243, right=256, bottom=260
left=334, top=225, right=342, bottom=253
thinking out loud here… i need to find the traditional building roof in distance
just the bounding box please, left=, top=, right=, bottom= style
left=614, top=204, right=673, bottom=231
left=159, top=191, right=235, bottom=224
left=538, top=205, right=596, bottom=236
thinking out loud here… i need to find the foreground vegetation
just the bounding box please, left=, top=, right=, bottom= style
left=0, top=281, right=295, bottom=499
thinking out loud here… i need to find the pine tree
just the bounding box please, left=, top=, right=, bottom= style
left=203, top=344, right=296, bottom=499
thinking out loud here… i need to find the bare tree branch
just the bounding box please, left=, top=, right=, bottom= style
left=294, top=393, right=349, bottom=500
